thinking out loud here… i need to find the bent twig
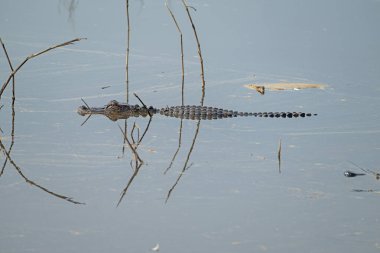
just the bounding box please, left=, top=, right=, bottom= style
left=0, top=139, right=84, bottom=204
left=181, top=0, right=206, bottom=105
left=165, top=1, right=185, bottom=105
left=0, top=38, right=85, bottom=99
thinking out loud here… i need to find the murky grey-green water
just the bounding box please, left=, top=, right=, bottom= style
left=1, top=0, right=380, bottom=252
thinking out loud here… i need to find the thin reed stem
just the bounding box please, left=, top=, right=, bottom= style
left=117, top=160, right=142, bottom=206
left=118, top=124, right=143, bottom=164
left=0, top=38, right=15, bottom=101
left=0, top=38, right=85, bottom=99
left=181, top=0, right=206, bottom=105
left=123, top=0, right=131, bottom=157
left=165, top=1, right=185, bottom=106
left=0, top=38, right=16, bottom=177
left=125, top=0, right=131, bottom=103
left=164, top=118, right=183, bottom=174
left=278, top=138, right=282, bottom=174
left=0, top=140, right=84, bottom=204
left=166, top=119, right=201, bottom=202
left=117, top=123, right=145, bottom=206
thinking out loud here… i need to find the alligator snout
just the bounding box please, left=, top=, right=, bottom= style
left=77, top=105, right=89, bottom=116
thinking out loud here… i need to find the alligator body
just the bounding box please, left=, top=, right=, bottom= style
left=77, top=100, right=317, bottom=121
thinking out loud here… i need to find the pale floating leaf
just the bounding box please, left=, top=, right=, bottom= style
left=245, top=83, right=327, bottom=94
left=152, top=244, right=160, bottom=252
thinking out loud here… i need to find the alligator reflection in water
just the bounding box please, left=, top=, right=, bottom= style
left=77, top=96, right=317, bottom=205
left=77, top=100, right=317, bottom=121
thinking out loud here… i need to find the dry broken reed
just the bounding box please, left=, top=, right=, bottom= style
left=0, top=38, right=16, bottom=176
left=122, top=0, right=131, bottom=156
left=164, top=118, right=183, bottom=175
left=162, top=0, right=207, bottom=201
left=95, top=1, right=209, bottom=203
left=166, top=118, right=202, bottom=202
left=0, top=38, right=85, bottom=99
left=118, top=124, right=144, bottom=164
left=125, top=0, right=131, bottom=103
left=165, top=0, right=185, bottom=106
left=0, top=37, right=85, bottom=204
left=0, top=140, right=84, bottom=204
left=182, top=0, right=206, bottom=105
left=117, top=123, right=145, bottom=206
left=0, top=38, right=15, bottom=102
left=116, top=93, right=156, bottom=205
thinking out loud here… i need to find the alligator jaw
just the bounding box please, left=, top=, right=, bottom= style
left=77, top=105, right=106, bottom=116
left=77, top=103, right=156, bottom=121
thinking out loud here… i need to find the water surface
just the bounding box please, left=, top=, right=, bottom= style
left=1, top=0, right=380, bottom=252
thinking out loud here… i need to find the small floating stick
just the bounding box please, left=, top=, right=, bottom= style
left=277, top=138, right=282, bottom=173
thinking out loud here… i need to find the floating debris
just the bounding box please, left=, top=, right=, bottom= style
left=245, top=83, right=326, bottom=94
left=277, top=138, right=282, bottom=174
left=252, top=85, right=265, bottom=95
left=352, top=189, right=379, bottom=193
left=152, top=244, right=160, bottom=252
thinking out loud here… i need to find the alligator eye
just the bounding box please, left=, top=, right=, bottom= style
left=107, top=100, right=119, bottom=107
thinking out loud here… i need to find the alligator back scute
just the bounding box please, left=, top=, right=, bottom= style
left=159, top=105, right=316, bottom=120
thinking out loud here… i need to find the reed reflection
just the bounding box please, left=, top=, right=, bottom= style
left=0, top=38, right=84, bottom=205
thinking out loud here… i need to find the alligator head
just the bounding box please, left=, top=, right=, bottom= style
left=77, top=100, right=156, bottom=121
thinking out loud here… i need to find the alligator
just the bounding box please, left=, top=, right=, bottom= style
left=77, top=100, right=317, bottom=121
